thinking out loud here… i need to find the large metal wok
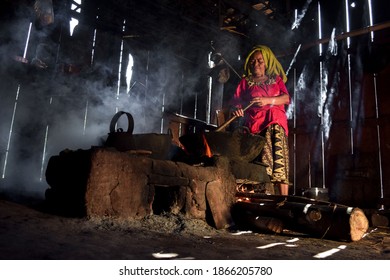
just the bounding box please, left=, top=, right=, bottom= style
left=179, top=102, right=265, bottom=162
left=179, top=127, right=265, bottom=162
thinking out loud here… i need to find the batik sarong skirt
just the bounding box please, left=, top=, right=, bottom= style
left=259, top=124, right=290, bottom=185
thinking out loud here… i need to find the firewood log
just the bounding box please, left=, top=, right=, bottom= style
left=233, top=194, right=369, bottom=241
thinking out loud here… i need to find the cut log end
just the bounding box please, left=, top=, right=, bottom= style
left=349, top=208, right=369, bottom=242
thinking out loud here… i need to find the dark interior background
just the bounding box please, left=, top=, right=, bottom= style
left=1, top=0, right=389, bottom=209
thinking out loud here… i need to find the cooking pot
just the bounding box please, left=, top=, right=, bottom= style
left=179, top=127, right=265, bottom=162
left=105, top=111, right=173, bottom=160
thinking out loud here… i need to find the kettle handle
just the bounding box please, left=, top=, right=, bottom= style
left=109, top=111, right=134, bottom=134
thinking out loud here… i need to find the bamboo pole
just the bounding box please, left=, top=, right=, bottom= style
left=215, top=102, right=255, bottom=132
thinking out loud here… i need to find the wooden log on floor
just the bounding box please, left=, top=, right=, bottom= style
left=236, top=192, right=332, bottom=205
left=233, top=194, right=369, bottom=241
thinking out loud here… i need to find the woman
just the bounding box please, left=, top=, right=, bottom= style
left=232, top=45, right=290, bottom=195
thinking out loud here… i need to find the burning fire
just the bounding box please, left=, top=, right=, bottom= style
left=202, top=134, right=212, bottom=157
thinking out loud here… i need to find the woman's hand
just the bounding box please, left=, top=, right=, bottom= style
left=252, top=97, right=273, bottom=106
left=252, top=97, right=264, bottom=106
left=232, top=108, right=244, bottom=117
left=251, top=95, right=289, bottom=107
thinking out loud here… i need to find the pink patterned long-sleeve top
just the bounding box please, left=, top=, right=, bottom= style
left=233, top=75, right=290, bottom=136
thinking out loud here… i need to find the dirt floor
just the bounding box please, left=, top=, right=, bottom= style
left=1, top=190, right=390, bottom=261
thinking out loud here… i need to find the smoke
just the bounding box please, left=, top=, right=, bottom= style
left=0, top=4, right=210, bottom=199
left=295, top=66, right=319, bottom=115
left=291, top=0, right=313, bottom=30
left=328, top=28, right=338, bottom=56
left=318, top=63, right=332, bottom=140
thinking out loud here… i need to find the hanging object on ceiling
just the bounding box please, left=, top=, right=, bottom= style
left=34, top=0, right=54, bottom=27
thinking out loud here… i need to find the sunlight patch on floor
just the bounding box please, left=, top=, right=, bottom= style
left=313, top=245, right=347, bottom=259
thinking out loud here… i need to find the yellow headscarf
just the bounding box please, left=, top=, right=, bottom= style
left=243, top=45, right=287, bottom=83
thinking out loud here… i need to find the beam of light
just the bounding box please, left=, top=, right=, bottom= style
left=39, top=124, right=50, bottom=181
left=319, top=61, right=328, bottom=188
left=285, top=44, right=301, bottom=77
left=40, top=96, right=54, bottom=181
left=160, top=93, right=165, bottom=133
left=294, top=9, right=298, bottom=27
left=90, top=28, right=97, bottom=66
left=291, top=0, right=313, bottom=30
left=2, top=86, right=21, bottom=179
left=116, top=20, right=126, bottom=100
left=193, top=92, right=198, bottom=120
left=257, top=238, right=300, bottom=250
left=367, top=0, right=384, bottom=206
left=83, top=100, right=88, bottom=135
left=71, top=0, right=82, bottom=12
left=367, top=0, right=374, bottom=42
left=256, top=242, right=286, bottom=249
left=373, top=74, right=384, bottom=204
left=313, top=245, right=347, bottom=259
left=320, top=128, right=326, bottom=187
left=152, top=252, right=179, bottom=259
left=23, top=22, right=33, bottom=59
left=362, top=227, right=377, bottom=238
left=230, top=231, right=253, bottom=236
left=318, top=2, right=323, bottom=55
left=345, top=0, right=351, bottom=48
left=126, top=54, right=134, bottom=93
left=69, top=18, right=79, bottom=36
left=70, top=0, right=81, bottom=36
left=347, top=53, right=354, bottom=155
left=286, top=238, right=300, bottom=243
left=116, top=39, right=124, bottom=99
left=2, top=20, right=33, bottom=178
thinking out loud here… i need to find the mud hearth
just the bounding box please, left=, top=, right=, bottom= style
left=45, top=146, right=266, bottom=229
